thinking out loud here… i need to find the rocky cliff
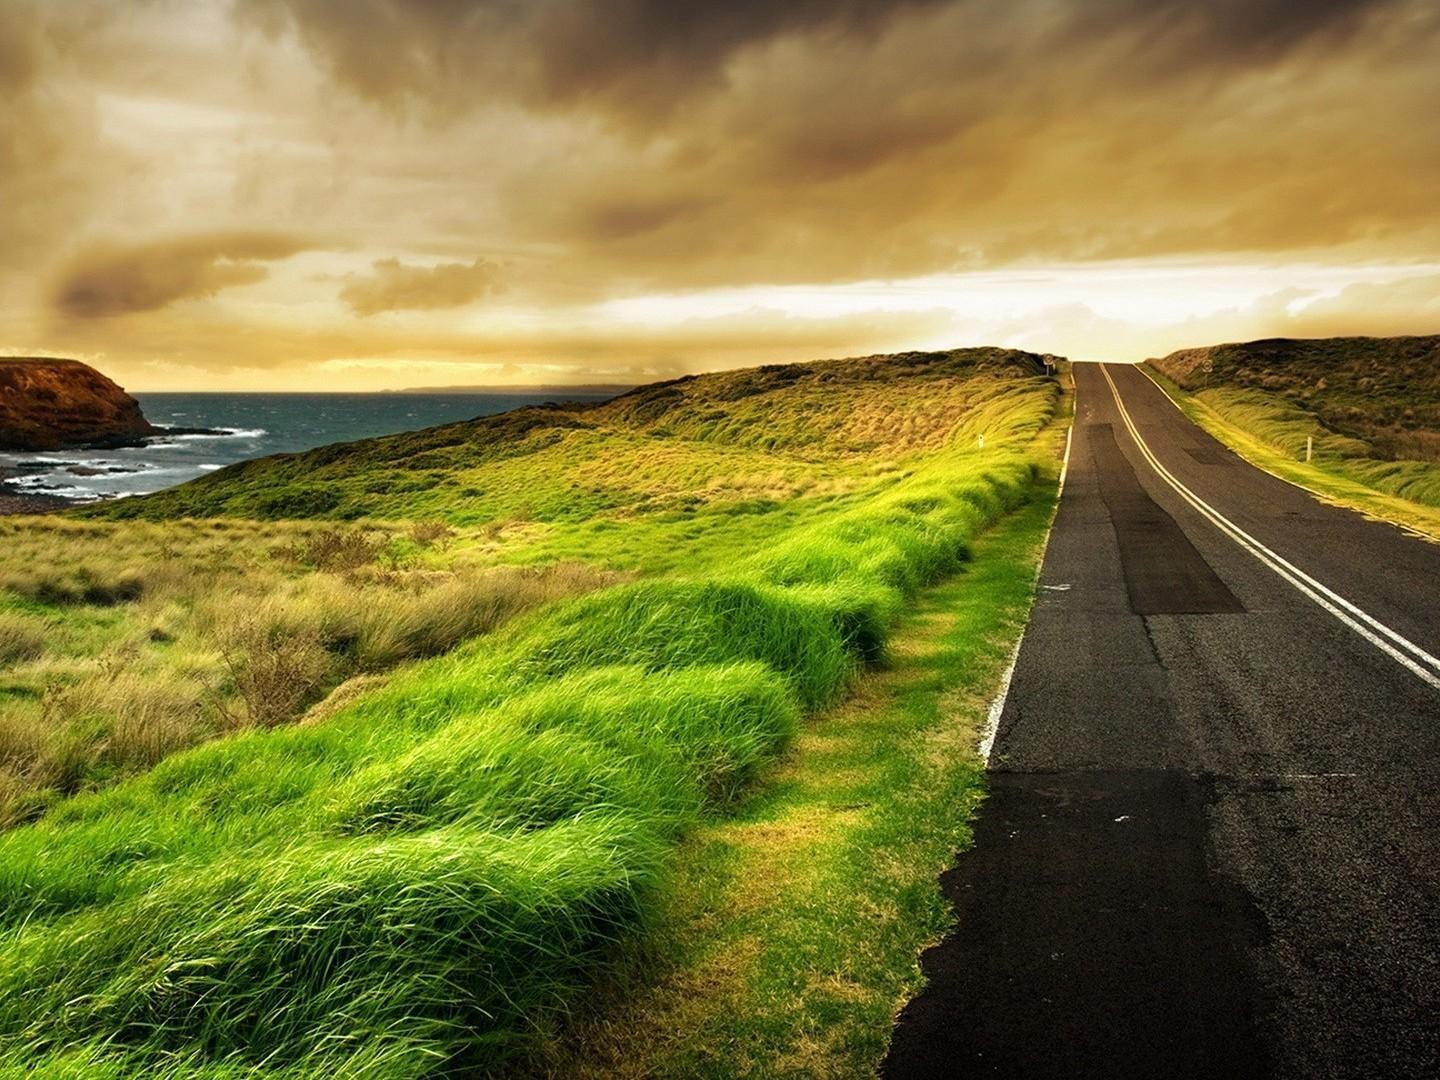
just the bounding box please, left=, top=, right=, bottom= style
left=0, top=358, right=158, bottom=451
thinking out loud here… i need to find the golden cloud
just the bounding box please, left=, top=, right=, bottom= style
left=0, top=0, right=1436, bottom=387
left=340, top=257, right=502, bottom=316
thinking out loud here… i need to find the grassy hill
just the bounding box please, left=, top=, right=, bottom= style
left=86, top=347, right=1048, bottom=527
left=0, top=348, right=1064, bottom=1076
left=1147, top=336, right=1440, bottom=525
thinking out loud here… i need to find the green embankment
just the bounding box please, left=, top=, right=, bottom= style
left=545, top=483, right=1060, bottom=1079
left=1146, top=336, right=1440, bottom=538
left=0, top=350, right=1061, bottom=1075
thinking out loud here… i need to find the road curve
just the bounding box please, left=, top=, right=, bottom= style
left=884, top=362, right=1440, bottom=1080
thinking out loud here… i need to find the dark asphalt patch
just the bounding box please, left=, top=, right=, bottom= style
left=1090, top=424, right=1245, bottom=615
left=1185, top=446, right=1236, bottom=466
left=883, top=770, right=1272, bottom=1080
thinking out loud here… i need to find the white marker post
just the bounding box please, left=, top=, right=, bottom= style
left=978, top=433, right=985, bottom=450
left=1306, top=435, right=1313, bottom=463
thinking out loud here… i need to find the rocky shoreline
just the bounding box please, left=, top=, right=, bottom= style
left=0, top=424, right=227, bottom=514
left=0, top=492, right=76, bottom=514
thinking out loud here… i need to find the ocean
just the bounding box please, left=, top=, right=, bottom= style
left=0, top=390, right=623, bottom=504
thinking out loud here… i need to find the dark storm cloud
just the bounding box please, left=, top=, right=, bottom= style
left=240, top=0, right=1402, bottom=125
left=1059, top=0, right=1392, bottom=65
left=236, top=0, right=954, bottom=120
left=52, top=233, right=310, bottom=318
left=230, top=0, right=1440, bottom=283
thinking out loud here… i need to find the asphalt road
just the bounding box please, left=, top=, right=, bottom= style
left=884, top=362, right=1440, bottom=1080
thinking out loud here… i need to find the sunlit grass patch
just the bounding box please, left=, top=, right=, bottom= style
left=539, top=487, right=1061, bottom=1079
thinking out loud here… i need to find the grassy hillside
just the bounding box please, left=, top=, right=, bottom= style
left=0, top=348, right=1062, bottom=1075
left=1147, top=337, right=1440, bottom=528
left=86, top=348, right=1041, bottom=528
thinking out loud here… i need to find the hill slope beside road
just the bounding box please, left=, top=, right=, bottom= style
left=1147, top=336, right=1440, bottom=525
left=0, top=349, right=1064, bottom=1076
left=886, top=361, right=1440, bottom=1080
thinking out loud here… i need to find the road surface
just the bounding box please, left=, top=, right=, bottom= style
left=884, top=362, right=1440, bottom=1080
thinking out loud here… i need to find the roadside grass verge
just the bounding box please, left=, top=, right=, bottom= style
left=538, top=481, right=1059, bottom=1078
left=1142, top=366, right=1440, bottom=540
left=0, top=382, right=1057, bottom=1074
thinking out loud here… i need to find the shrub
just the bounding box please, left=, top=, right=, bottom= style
left=275, top=527, right=390, bottom=572
left=217, top=615, right=336, bottom=728
left=408, top=520, right=456, bottom=549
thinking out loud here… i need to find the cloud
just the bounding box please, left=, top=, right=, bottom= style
left=3, top=0, right=1439, bottom=388
left=339, top=256, right=502, bottom=315
left=0, top=3, right=111, bottom=270
left=239, top=0, right=1433, bottom=290
left=237, top=0, right=952, bottom=123
left=239, top=0, right=1398, bottom=128
left=52, top=232, right=309, bottom=318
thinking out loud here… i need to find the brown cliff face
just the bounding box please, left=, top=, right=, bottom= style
left=0, top=358, right=158, bottom=451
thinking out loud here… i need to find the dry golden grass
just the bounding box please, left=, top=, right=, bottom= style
left=0, top=515, right=614, bottom=825
left=0, top=613, right=45, bottom=665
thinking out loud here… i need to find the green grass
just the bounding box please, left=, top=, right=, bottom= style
left=539, top=479, right=1060, bottom=1078
left=1149, top=336, right=1440, bottom=455
left=0, top=518, right=612, bottom=828
left=0, top=349, right=1061, bottom=1075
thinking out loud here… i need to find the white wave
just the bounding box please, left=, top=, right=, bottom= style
left=9, top=479, right=96, bottom=500
left=166, top=426, right=268, bottom=441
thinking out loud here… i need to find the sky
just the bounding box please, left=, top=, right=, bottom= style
left=1, top=0, right=1438, bottom=391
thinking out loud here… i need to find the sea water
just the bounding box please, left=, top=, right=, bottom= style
left=0, top=390, right=622, bottom=503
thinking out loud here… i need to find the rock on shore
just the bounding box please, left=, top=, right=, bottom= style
left=0, top=357, right=157, bottom=450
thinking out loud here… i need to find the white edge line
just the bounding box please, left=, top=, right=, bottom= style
left=978, top=421, right=1073, bottom=763
left=1108, top=364, right=1440, bottom=672
left=1134, top=362, right=1437, bottom=544
left=1101, top=364, right=1440, bottom=690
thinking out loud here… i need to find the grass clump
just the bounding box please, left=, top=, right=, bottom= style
left=0, top=613, right=46, bottom=666
left=540, top=480, right=1060, bottom=1079
left=0, top=528, right=612, bottom=818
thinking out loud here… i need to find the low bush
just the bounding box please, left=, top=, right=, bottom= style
left=1, top=566, right=145, bottom=607
left=274, top=526, right=391, bottom=572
